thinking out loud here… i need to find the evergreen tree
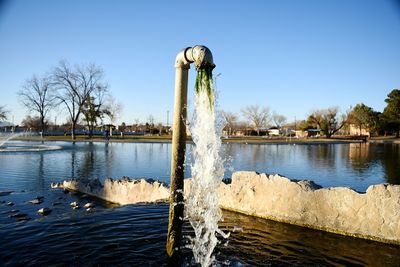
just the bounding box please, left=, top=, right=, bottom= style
left=348, top=103, right=377, bottom=135
left=382, top=89, right=400, bottom=137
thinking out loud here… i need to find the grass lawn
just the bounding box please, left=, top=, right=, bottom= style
left=10, top=134, right=379, bottom=144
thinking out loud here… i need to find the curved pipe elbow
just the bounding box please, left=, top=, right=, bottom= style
left=175, top=47, right=192, bottom=69
left=175, top=45, right=215, bottom=70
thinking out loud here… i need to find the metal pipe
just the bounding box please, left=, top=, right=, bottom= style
left=166, top=45, right=214, bottom=263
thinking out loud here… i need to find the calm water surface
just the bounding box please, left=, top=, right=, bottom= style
left=0, top=141, right=399, bottom=266
left=1, top=141, right=399, bottom=192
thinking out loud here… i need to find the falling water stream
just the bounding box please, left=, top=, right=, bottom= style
left=186, top=68, right=229, bottom=266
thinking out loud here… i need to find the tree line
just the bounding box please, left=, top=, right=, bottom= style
left=221, top=89, right=400, bottom=138
left=1, top=61, right=120, bottom=139
left=1, top=69, right=399, bottom=139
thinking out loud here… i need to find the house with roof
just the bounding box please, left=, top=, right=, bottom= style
left=0, top=121, right=15, bottom=132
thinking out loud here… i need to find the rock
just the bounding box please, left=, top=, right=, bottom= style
left=28, top=199, right=42, bottom=204
left=83, top=202, right=95, bottom=209
left=51, top=182, right=63, bottom=189
left=37, top=207, right=52, bottom=216
left=0, top=191, right=13, bottom=197
left=70, top=201, right=79, bottom=209
left=28, top=196, right=44, bottom=204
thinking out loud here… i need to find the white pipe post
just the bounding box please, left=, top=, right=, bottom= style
left=166, top=46, right=215, bottom=264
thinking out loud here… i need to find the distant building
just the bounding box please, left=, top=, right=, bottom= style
left=267, top=127, right=280, bottom=136
left=232, top=129, right=246, bottom=136
left=349, top=124, right=370, bottom=137
left=0, top=121, right=15, bottom=132
left=306, top=129, right=320, bottom=137
left=295, top=130, right=307, bottom=138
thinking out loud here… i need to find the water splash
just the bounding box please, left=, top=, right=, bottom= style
left=0, top=132, right=26, bottom=147
left=186, top=69, right=229, bottom=266
left=0, top=132, right=61, bottom=152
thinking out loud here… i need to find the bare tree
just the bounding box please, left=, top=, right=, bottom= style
left=18, top=75, right=55, bottom=136
left=103, top=95, right=123, bottom=125
left=134, top=118, right=140, bottom=132
left=307, top=107, right=348, bottom=138
left=53, top=61, right=106, bottom=139
left=272, top=112, right=287, bottom=129
left=147, top=114, right=155, bottom=134
left=241, top=105, right=271, bottom=135
left=0, top=106, right=8, bottom=121
left=21, top=115, right=45, bottom=131
left=221, top=110, right=237, bottom=136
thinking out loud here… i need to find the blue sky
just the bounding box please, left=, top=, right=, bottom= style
left=0, top=0, right=399, bottom=125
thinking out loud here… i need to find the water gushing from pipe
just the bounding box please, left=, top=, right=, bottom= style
left=186, top=67, right=229, bottom=266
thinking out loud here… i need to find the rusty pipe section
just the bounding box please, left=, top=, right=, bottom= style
left=175, top=45, right=215, bottom=70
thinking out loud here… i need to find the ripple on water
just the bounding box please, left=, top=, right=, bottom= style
left=0, top=190, right=400, bottom=266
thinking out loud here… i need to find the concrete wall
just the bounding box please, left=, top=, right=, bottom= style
left=61, top=171, right=400, bottom=244
left=217, top=171, right=400, bottom=245
left=62, top=177, right=169, bottom=205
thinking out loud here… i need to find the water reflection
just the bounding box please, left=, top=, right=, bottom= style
left=37, top=154, right=44, bottom=190
left=78, top=142, right=97, bottom=180
left=222, top=143, right=400, bottom=191
left=0, top=142, right=399, bottom=193
left=2, top=199, right=399, bottom=266
left=304, top=145, right=337, bottom=171
left=349, top=143, right=400, bottom=185
left=217, top=210, right=400, bottom=266
left=381, top=144, right=400, bottom=184
left=1, top=141, right=400, bottom=265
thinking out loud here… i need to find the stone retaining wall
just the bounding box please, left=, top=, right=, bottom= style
left=61, top=171, right=400, bottom=244
left=62, top=177, right=169, bottom=205
left=217, top=171, right=400, bottom=245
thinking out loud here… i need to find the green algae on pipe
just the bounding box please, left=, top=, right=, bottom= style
left=195, top=67, right=214, bottom=110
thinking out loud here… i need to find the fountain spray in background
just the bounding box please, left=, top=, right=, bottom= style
left=0, top=133, right=24, bottom=148
left=167, top=46, right=227, bottom=266
left=186, top=65, right=228, bottom=266
left=0, top=132, right=62, bottom=152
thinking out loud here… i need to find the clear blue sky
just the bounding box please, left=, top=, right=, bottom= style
left=1, top=0, right=399, bottom=125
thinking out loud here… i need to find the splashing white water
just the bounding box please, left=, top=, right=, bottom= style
left=186, top=82, right=229, bottom=266
left=0, top=132, right=27, bottom=147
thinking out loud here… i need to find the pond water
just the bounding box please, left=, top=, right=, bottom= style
left=1, top=141, right=399, bottom=192
left=0, top=141, right=399, bottom=266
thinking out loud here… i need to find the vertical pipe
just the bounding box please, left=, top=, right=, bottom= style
left=166, top=64, right=189, bottom=263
